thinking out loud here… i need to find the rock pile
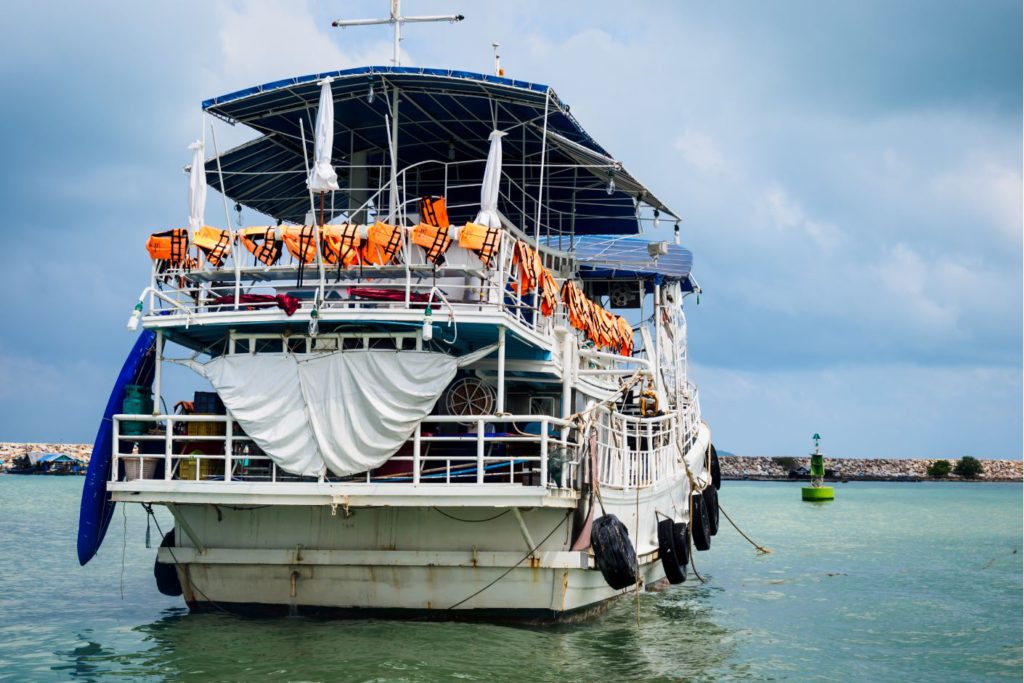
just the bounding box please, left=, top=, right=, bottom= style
left=0, top=443, right=92, bottom=469
left=720, top=456, right=1022, bottom=482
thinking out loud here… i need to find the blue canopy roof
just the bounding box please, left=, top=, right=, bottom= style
left=202, top=66, right=675, bottom=233
left=548, top=236, right=695, bottom=289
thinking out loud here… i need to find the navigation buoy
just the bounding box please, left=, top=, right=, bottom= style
left=802, top=433, right=834, bottom=501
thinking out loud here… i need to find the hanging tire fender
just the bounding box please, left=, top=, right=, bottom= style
left=710, top=443, right=722, bottom=490
left=657, top=518, right=686, bottom=584
left=704, top=485, right=720, bottom=537
left=154, top=529, right=183, bottom=597
left=672, top=522, right=690, bottom=570
left=691, top=492, right=712, bottom=551
left=591, top=514, right=638, bottom=590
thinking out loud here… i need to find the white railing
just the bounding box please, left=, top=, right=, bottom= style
left=111, top=413, right=580, bottom=490
left=146, top=227, right=558, bottom=339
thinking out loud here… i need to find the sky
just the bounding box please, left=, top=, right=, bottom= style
left=0, top=0, right=1020, bottom=458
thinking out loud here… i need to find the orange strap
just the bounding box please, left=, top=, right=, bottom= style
left=459, top=223, right=501, bottom=267
left=146, top=229, right=189, bottom=264
left=321, top=224, right=362, bottom=267
left=419, top=196, right=450, bottom=228
left=282, top=226, right=318, bottom=264
left=411, top=223, right=451, bottom=265
left=361, top=222, right=403, bottom=266
left=193, top=226, right=231, bottom=268
left=237, top=227, right=281, bottom=266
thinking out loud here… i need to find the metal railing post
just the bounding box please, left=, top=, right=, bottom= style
left=224, top=413, right=233, bottom=482
left=541, top=418, right=549, bottom=487
left=476, top=419, right=485, bottom=484
left=164, top=417, right=173, bottom=480
left=413, top=423, right=422, bottom=484
left=111, top=417, right=120, bottom=482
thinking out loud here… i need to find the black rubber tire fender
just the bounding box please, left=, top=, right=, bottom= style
left=672, top=522, right=690, bottom=570
left=591, top=514, right=638, bottom=590
left=154, top=529, right=183, bottom=597
left=691, top=492, right=712, bottom=551
left=710, top=443, right=722, bottom=490
left=657, top=518, right=685, bottom=584
left=704, top=485, right=720, bottom=536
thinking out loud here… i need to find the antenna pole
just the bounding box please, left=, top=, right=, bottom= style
left=331, top=0, right=464, bottom=67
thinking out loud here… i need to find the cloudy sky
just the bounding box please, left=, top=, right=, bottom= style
left=0, top=0, right=1019, bottom=458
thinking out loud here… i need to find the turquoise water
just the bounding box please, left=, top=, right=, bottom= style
left=0, top=477, right=1019, bottom=681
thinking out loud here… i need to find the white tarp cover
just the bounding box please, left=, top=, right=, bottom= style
left=474, top=129, right=506, bottom=229
left=308, top=77, right=340, bottom=193
left=188, top=140, right=206, bottom=231
left=191, top=347, right=496, bottom=477
left=198, top=355, right=323, bottom=477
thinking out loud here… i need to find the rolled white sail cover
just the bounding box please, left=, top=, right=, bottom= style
left=474, top=130, right=507, bottom=229
left=308, top=77, right=340, bottom=192
left=297, top=351, right=458, bottom=476
left=192, top=350, right=490, bottom=477
left=187, top=140, right=207, bottom=231
left=196, top=355, right=324, bottom=477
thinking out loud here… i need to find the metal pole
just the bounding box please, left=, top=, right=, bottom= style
left=534, top=89, right=551, bottom=246
left=392, top=0, right=401, bottom=65
left=209, top=122, right=240, bottom=309
left=153, top=330, right=163, bottom=415
left=496, top=327, right=506, bottom=414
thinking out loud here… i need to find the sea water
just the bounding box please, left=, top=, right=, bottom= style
left=0, top=476, right=1019, bottom=682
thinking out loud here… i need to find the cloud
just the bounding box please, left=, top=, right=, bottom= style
left=675, top=130, right=730, bottom=177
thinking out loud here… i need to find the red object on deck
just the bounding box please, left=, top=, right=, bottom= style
left=210, top=294, right=301, bottom=316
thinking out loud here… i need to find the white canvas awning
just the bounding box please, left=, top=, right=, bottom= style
left=308, top=77, right=339, bottom=193
left=188, top=140, right=207, bottom=230
left=474, top=129, right=506, bottom=229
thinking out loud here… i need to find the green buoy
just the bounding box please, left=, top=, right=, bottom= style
left=802, top=433, right=834, bottom=501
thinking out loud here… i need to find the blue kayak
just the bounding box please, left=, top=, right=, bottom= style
left=77, top=330, right=156, bottom=566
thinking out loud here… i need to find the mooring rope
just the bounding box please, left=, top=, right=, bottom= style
left=719, top=503, right=771, bottom=555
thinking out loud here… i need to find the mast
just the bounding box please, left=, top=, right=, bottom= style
left=331, top=0, right=464, bottom=66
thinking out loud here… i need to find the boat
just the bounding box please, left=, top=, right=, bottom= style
left=77, top=6, right=721, bottom=621
left=9, top=452, right=85, bottom=475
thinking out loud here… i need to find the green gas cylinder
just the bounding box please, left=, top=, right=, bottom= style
left=122, top=384, right=154, bottom=435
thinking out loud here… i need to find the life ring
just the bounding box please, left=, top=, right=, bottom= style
left=691, top=492, right=712, bottom=551
left=591, top=514, right=638, bottom=590
left=153, top=529, right=183, bottom=597
left=672, top=522, right=690, bottom=569
left=710, top=443, right=721, bottom=490
left=704, top=485, right=720, bottom=536
left=657, top=518, right=686, bottom=584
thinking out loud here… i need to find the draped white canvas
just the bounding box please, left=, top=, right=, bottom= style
left=296, top=351, right=458, bottom=476
left=474, top=129, right=506, bottom=229
left=187, top=140, right=206, bottom=231
left=194, top=355, right=324, bottom=478
left=190, top=348, right=496, bottom=477
left=308, top=77, right=340, bottom=192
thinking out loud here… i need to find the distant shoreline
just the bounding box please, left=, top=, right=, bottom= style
left=720, top=455, right=1022, bottom=483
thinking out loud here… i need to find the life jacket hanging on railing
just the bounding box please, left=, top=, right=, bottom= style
left=320, top=224, right=362, bottom=270
left=419, top=195, right=450, bottom=228
left=511, top=240, right=541, bottom=295
left=282, top=225, right=318, bottom=264
left=237, top=226, right=281, bottom=266
left=539, top=269, right=559, bottom=317
left=361, top=222, right=403, bottom=266
left=615, top=315, right=635, bottom=356
left=146, top=229, right=190, bottom=264
left=411, top=223, right=451, bottom=265
left=560, top=280, right=590, bottom=332
left=596, top=306, right=618, bottom=350
left=193, top=226, right=232, bottom=268
left=458, top=222, right=502, bottom=268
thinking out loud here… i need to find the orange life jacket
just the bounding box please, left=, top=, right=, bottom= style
left=560, top=281, right=591, bottom=332
left=411, top=223, right=451, bottom=265
left=511, top=240, right=542, bottom=296
left=320, top=224, right=362, bottom=267
left=596, top=307, right=617, bottom=349
left=282, top=226, right=318, bottom=264
left=419, top=195, right=450, bottom=228
left=539, top=269, right=559, bottom=317
left=237, top=227, right=281, bottom=266
left=146, top=229, right=189, bottom=264
left=615, top=315, right=635, bottom=356
left=459, top=223, right=501, bottom=268
left=361, top=222, right=403, bottom=266
left=194, top=226, right=231, bottom=268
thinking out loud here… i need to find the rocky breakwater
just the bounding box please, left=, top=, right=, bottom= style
left=720, top=456, right=1022, bottom=482
left=0, top=443, right=92, bottom=469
